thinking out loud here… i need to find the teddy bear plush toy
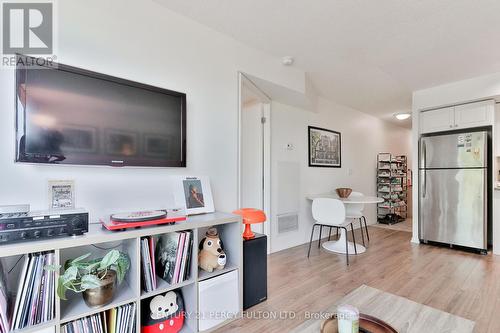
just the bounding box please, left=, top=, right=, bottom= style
left=141, top=290, right=184, bottom=333
left=198, top=227, right=227, bottom=272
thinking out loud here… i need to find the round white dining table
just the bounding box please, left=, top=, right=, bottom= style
left=306, top=193, right=384, bottom=255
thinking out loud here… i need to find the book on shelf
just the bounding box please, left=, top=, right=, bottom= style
left=9, top=252, right=55, bottom=331
left=155, top=231, right=193, bottom=286
left=61, top=302, right=136, bottom=333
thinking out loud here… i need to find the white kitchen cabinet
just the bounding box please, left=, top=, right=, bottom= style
left=455, top=101, right=493, bottom=130
left=420, top=100, right=494, bottom=134
left=420, top=107, right=454, bottom=134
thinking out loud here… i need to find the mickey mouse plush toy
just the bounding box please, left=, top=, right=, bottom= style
left=142, top=290, right=185, bottom=333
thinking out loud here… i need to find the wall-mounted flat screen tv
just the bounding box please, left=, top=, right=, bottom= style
left=15, top=55, right=186, bottom=167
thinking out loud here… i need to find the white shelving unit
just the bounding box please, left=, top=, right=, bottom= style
left=377, top=153, right=408, bottom=223
left=0, top=212, right=243, bottom=333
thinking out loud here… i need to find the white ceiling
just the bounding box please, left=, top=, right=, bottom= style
left=154, top=0, right=500, bottom=128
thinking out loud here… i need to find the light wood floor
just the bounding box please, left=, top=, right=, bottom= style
left=215, top=227, right=500, bottom=333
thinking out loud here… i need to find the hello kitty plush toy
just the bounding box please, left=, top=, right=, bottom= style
left=141, top=290, right=185, bottom=333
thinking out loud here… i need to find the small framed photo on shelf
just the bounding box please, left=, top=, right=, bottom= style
left=48, top=180, right=75, bottom=210
left=173, top=176, right=215, bottom=215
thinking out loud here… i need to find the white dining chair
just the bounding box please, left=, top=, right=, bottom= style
left=308, top=198, right=357, bottom=265
left=345, top=191, right=369, bottom=246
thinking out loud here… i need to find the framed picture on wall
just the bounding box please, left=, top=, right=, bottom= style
left=172, top=176, right=215, bottom=215
left=48, top=180, right=75, bottom=210
left=308, top=126, right=341, bottom=168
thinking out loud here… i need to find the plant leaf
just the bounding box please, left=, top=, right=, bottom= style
left=80, top=274, right=102, bottom=290
left=61, top=266, right=78, bottom=284
left=99, top=250, right=120, bottom=270
left=44, top=264, right=61, bottom=272
left=85, top=262, right=100, bottom=272
left=69, top=253, right=91, bottom=264
left=116, top=253, right=130, bottom=284
left=57, top=276, right=67, bottom=300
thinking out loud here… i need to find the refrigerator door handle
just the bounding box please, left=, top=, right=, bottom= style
left=422, top=139, right=427, bottom=198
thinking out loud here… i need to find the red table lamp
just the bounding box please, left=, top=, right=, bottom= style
left=232, top=208, right=266, bottom=240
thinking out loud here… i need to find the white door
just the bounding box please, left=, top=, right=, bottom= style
left=239, top=74, right=271, bottom=246
left=420, top=107, right=455, bottom=134
left=454, top=100, right=494, bottom=130
left=241, top=100, right=264, bottom=214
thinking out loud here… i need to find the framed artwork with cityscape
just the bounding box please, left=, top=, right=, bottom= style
left=308, top=126, right=341, bottom=168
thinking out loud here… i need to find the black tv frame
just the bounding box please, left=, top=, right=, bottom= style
left=15, top=54, right=187, bottom=167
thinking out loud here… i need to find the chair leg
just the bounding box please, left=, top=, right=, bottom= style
left=328, top=227, right=332, bottom=241
left=318, top=225, right=323, bottom=248
left=307, top=224, right=317, bottom=258
left=336, top=228, right=339, bottom=239
left=362, top=216, right=370, bottom=241
left=350, top=224, right=358, bottom=255
left=343, top=227, right=349, bottom=266
left=359, top=218, right=365, bottom=246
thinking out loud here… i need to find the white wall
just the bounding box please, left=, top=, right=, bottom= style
left=412, top=72, right=500, bottom=253
left=270, top=98, right=412, bottom=253
left=0, top=0, right=307, bottom=221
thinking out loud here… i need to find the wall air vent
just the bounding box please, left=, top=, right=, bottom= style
left=277, top=213, right=299, bottom=233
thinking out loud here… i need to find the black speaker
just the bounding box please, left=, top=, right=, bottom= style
left=243, top=233, right=268, bottom=310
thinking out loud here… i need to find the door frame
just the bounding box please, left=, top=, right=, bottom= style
left=237, top=72, right=272, bottom=250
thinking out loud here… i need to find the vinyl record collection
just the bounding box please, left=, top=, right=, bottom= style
left=150, top=231, right=193, bottom=290
left=140, top=236, right=157, bottom=292
left=6, top=252, right=56, bottom=332
left=61, top=302, right=136, bottom=333
left=0, top=262, right=8, bottom=333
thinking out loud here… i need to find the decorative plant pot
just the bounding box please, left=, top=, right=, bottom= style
left=336, top=187, right=352, bottom=198
left=83, top=270, right=117, bottom=308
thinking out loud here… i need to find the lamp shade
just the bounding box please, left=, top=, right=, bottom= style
left=233, top=208, right=266, bottom=240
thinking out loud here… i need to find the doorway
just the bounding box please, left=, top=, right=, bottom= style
left=238, top=73, right=271, bottom=250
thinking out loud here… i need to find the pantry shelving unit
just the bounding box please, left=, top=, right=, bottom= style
left=0, top=212, right=243, bottom=333
left=377, top=153, right=408, bottom=224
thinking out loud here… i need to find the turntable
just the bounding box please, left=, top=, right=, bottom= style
left=101, top=209, right=186, bottom=231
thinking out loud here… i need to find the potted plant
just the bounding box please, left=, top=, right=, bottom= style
left=46, top=249, right=130, bottom=308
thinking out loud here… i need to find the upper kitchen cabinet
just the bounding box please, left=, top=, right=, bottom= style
left=420, top=106, right=454, bottom=133
left=420, top=100, right=494, bottom=134
left=454, top=100, right=494, bottom=130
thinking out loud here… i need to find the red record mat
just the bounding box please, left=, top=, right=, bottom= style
left=101, top=210, right=186, bottom=231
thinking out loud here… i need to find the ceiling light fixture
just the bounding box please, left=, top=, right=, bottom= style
left=394, top=113, right=411, bottom=120
left=282, top=56, right=294, bottom=66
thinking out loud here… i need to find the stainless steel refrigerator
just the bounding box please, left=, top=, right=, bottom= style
left=419, top=130, right=489, bottom=251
